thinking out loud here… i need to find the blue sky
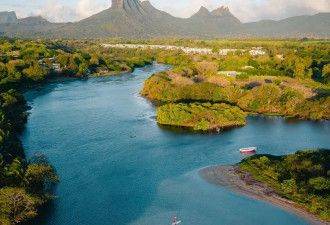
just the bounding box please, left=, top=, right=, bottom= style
left=2, top=0, right=330, bottom=23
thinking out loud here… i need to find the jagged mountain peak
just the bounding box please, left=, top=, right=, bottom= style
left=211, top=6, right=231, bottom=16
left=112, top=0, right=143, bottom=11
left=0, top=0, right=328, bottom=38
left=0, top=11, right=18, bottom=24
left=192, top=6, right=211, bottom=18
left=198, top=6, right=210, bottom=14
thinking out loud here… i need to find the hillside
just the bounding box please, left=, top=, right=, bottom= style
left=0, top=16, right=66, bottom=37
left=0, top=0, right=329, bottom=38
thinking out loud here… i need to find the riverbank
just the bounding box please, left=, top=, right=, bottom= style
left=199, top=165, right=329, bottom=225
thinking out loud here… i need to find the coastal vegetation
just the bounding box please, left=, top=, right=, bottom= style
left=138, top=39, right=329, bottom=121
left=239, top=149, right=330, bottom=221
left=157, top=103, right=246, bottom=131
left=0, top=89, right=59, bottom=225
left=0, top=37, right=329, bottom=223
left=141, top=70, right=329, bottom=119
left=0, top=38, right=161, bottom=224
left=0, top=38, right=154, bottom=82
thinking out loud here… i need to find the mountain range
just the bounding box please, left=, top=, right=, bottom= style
left=0, top=0, right=329, bottom=38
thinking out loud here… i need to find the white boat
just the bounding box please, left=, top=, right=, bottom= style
left=239, top=147, right=256, bottom=154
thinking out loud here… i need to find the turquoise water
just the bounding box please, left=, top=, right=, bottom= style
left=21, top=63, right=329, bottom=225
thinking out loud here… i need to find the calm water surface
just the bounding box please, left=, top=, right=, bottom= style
left=21, top=63, right=329, bottom=225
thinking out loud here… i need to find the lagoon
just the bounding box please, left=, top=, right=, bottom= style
left=21, top=63, right=329, bottom=225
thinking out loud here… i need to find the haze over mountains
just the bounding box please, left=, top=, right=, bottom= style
left=0, top=0, right=329, bottom=38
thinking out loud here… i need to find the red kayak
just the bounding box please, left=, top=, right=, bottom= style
left=239, top=147, right=256, bottom=154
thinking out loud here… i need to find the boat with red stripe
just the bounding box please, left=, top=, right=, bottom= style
left=239, top=147, right=257, bottom=154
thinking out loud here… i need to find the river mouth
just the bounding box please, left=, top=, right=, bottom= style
left=20, top=63, right=329, bottom=225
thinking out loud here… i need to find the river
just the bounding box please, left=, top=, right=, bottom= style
left=21, top=63, right=329, bottom=225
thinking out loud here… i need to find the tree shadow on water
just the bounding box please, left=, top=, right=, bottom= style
left=157, top=124, right=245, bottom=136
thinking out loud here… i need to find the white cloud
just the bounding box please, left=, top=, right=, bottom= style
left=219, top=0, right=330, bottom=22
left=38, top=0, right=111, bottom=22
left=28, top=0, right=330, bottom=23
left=77, top=0, right=111, bottom=18
left=38, top=0, right=79, bottom=22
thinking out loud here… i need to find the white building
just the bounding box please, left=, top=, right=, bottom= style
left=218, top=71, right=242, bottom=76
left=242, top=66, right=255, bottom=69
left=276, top=55, right=285, bottom=60
left=101, top=44, right=213, bottom=55
left=249, top=50, right=266, bottom=56
left=219, top=49, right=237, bottom=55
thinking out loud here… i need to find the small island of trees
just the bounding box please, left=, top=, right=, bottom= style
left=157, top=102, right=246, bottom=131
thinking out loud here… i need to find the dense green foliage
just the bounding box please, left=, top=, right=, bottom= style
left=140, top=39, right=329, bottom=120
left=0, top=37, right=329, bottom=223
left=0, top=87, right=59, bottom=225
left=0, top=39, right=154, bottom=83
left=157, top=102, right=246, bottom=131
left=239, top=150, right=330, bottom=221
left=0, top=90, right=59, bottom=224
left=142, top=71, right=330, bottom=119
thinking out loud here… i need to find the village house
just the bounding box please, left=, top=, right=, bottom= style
left=219, top=49, right=237, bottom=55
left=276, top=55, right=285, bottom=60
left=218, top=71, right=242, bottom=76
left=242, top=66, right=255, bottom=69
left=5, top=50, right=20, bottom=57
left=101, top=44, right=213, bottom=55
left=249, top=49, right=266, bottom=55
left=52, top=63, right=61, bottom=70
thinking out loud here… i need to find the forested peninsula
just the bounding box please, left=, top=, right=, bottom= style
left=0, top=38, right=154, bottom=224
left=200, top=150, right=330, bottom=223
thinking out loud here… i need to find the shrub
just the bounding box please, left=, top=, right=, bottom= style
left=236, top=74, right=249, bottom=80
left=273, top=79, right=281, bottom=85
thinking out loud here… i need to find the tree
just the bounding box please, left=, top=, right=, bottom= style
left=0, top=159, right=25, bottom=187
left=69, top=57, right=79, bottom=71
left=195, top=61, right=218, bottom=77
left=293, top=61, right=306, bottom=79
left=0, top=187, right=43, bottom=225
left=248, top=59, right=260, bottom=69
left=322, top=64, right=330, bottom=78
left=42, top=58, right=53, bottom=68
left=307, top=68, right=313, bottom=78
left=252, top=84, right=281, bottom=107
left=58, top=55, right=68, bottom=67
left=22, top=61, right=48, bottom=82
left=24, top=164, right=59, bottom=194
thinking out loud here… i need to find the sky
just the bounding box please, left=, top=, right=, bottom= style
left=1, top=0, right=330, bottom=23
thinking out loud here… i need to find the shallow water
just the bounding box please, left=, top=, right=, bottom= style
left=21, top=63, right=329, bottom=225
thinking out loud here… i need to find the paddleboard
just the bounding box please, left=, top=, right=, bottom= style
left=172, top=221, right=182, bottom=225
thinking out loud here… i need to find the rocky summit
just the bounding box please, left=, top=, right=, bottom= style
left=0, top=11, right=17, bottom=24
left=0, top=0, right=329, bottom=38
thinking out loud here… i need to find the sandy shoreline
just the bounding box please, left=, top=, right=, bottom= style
left=199, top=165, right=329, bottom=225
